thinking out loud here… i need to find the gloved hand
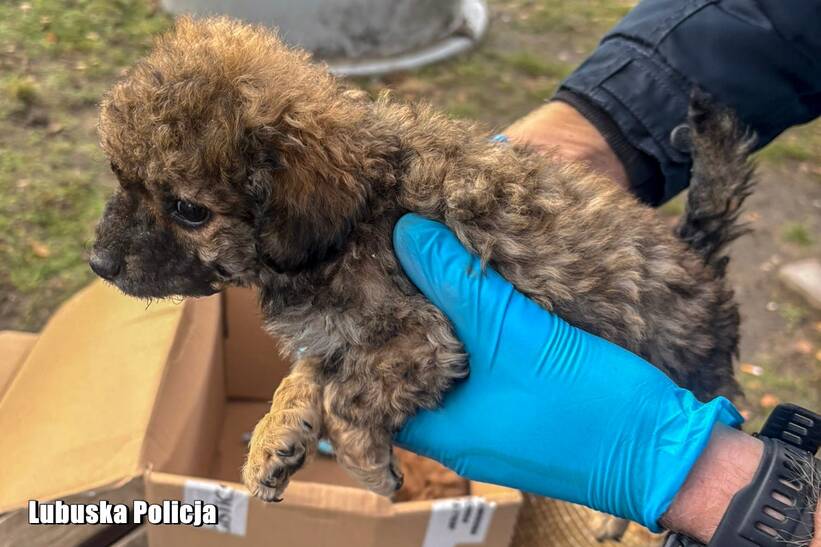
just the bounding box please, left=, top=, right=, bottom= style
left=393, top=213, right=742, bottom=531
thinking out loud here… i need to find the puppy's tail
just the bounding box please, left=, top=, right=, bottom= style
left=675, top=89, right=756, bottom=278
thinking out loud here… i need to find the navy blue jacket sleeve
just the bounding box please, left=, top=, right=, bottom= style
left=554, top=0, right=821, bottom=205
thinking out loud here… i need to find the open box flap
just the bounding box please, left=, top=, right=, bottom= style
left=141, top=291, right=224, bottom=481
left=146, top=472, right=391, bottom=547
left=146, top=472, right=521, bottom=547
left=0, top=330, right=38, bottom=400
left=0, top=281, right=190, bottom=512
left=149, top=472, right=394, bottom=516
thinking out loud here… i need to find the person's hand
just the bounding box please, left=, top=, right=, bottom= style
left=504, top=101, right=629, bottom=188
left=393, top=214, right=742, bottom=531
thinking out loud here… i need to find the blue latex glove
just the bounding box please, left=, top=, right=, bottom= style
left=393, top=213, right=742, bottom=532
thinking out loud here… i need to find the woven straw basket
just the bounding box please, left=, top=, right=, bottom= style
left=511, top=495, right=666, bottom=547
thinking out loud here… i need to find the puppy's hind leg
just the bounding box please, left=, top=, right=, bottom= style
left=242, top=359, right=323, bottom=502
left=594, top=516, right=631, bottom=543
left=320, top=322, right=464, bottom=496
left=323, top=402, right=403, bottom=497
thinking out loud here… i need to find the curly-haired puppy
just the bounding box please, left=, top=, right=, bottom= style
left=91, top=18, right=753, bottom=508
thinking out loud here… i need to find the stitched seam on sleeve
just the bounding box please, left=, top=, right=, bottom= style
left=653, top=0, right=717, bottom=52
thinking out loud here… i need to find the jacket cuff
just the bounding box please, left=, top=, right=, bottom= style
left=556, top=39, right=695, bottom=206
left=552, top=89, right=664, bottom=206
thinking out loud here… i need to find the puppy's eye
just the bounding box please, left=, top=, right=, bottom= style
left=172, top=200, right=210, bottom=227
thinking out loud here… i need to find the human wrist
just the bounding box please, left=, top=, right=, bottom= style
left=663, top=423, right=821, bottom=547
left=661, top=424, right=764, bottom=542
left=503, top=100, right=629, bottom=188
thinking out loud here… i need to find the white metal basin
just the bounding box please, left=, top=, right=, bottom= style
left=160, top=0, right=488, bottom=76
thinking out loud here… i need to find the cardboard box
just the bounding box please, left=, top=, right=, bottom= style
left=0, top=330, right=37, bottom=397
left=0, top=281, right=521, bottom=546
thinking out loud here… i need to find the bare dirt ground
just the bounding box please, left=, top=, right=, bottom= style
left=724, top=167, right=820, bottom=429
left=1, top=0, right=818, bottom=429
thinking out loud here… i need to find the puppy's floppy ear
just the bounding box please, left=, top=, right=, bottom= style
left=245, top=124, right=369, bottom=274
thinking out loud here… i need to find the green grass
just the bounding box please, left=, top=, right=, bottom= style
left=445, top=101, right=484, bottom=120
left=782, top=222, right=814, bottom=246
left=739, top=352, right=821, bottom=431
left=4, top=75, right=41, bottom=111
left=513, top=0, right=634, bottom=33
left=0, top=0, right=171, bottom=329
left=779, top=303, right=808, bottom=330
left=0, top=1, right=171, bottom=107
left=757, top=140, right=814, bottom=163
left=658, top=194, right=686, bottom=217
left=0, top=1, right=169, bottom=63
left=503, top=51, right=571, bottom=78
left=755, top=124, right=821, bottom=184
left=756, top=129, right=818, bottom=163
left=0, top=135, right=107, bottom=327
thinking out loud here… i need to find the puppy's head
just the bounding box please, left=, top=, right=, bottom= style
left=91, top=17, right=390, bottom=298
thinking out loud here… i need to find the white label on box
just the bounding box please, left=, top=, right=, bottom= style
left=422, top=497, right=497, bottom=547
left=183, top=480, right=249, bottom=536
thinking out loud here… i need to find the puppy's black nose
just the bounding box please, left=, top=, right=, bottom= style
left=89, top=251, right=121, bottom=281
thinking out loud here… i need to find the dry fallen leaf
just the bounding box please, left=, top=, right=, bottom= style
left=760, top=393, right=780, bottom=408
left=46, top=122, right=63, bottom=136
left=396, top=77, right=432, bottom=96
left=740, top=363, right=764, bottom=376
left=746, top=380, right=763, bottom=391
left=30, top=240, right=50, bottom=258
left=793, top=339, right=813, bottom=355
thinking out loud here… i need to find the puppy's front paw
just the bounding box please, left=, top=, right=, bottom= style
left=242, top=411, right=319, bottom=502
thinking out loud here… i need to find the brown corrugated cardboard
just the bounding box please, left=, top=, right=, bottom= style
left=223, top=287, right=289, bottom=400
left=0, top=330, right=37, bottom=399
left=146, top=472, right=521, bottom=547
left=0, top=282, right=521, bottom=546
left=0, top=477, right=145, bottom=547
left=0, top=281, right=195, bottom=510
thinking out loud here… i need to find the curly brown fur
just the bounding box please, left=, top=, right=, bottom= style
left=92, top=18, right=752, bottom=502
